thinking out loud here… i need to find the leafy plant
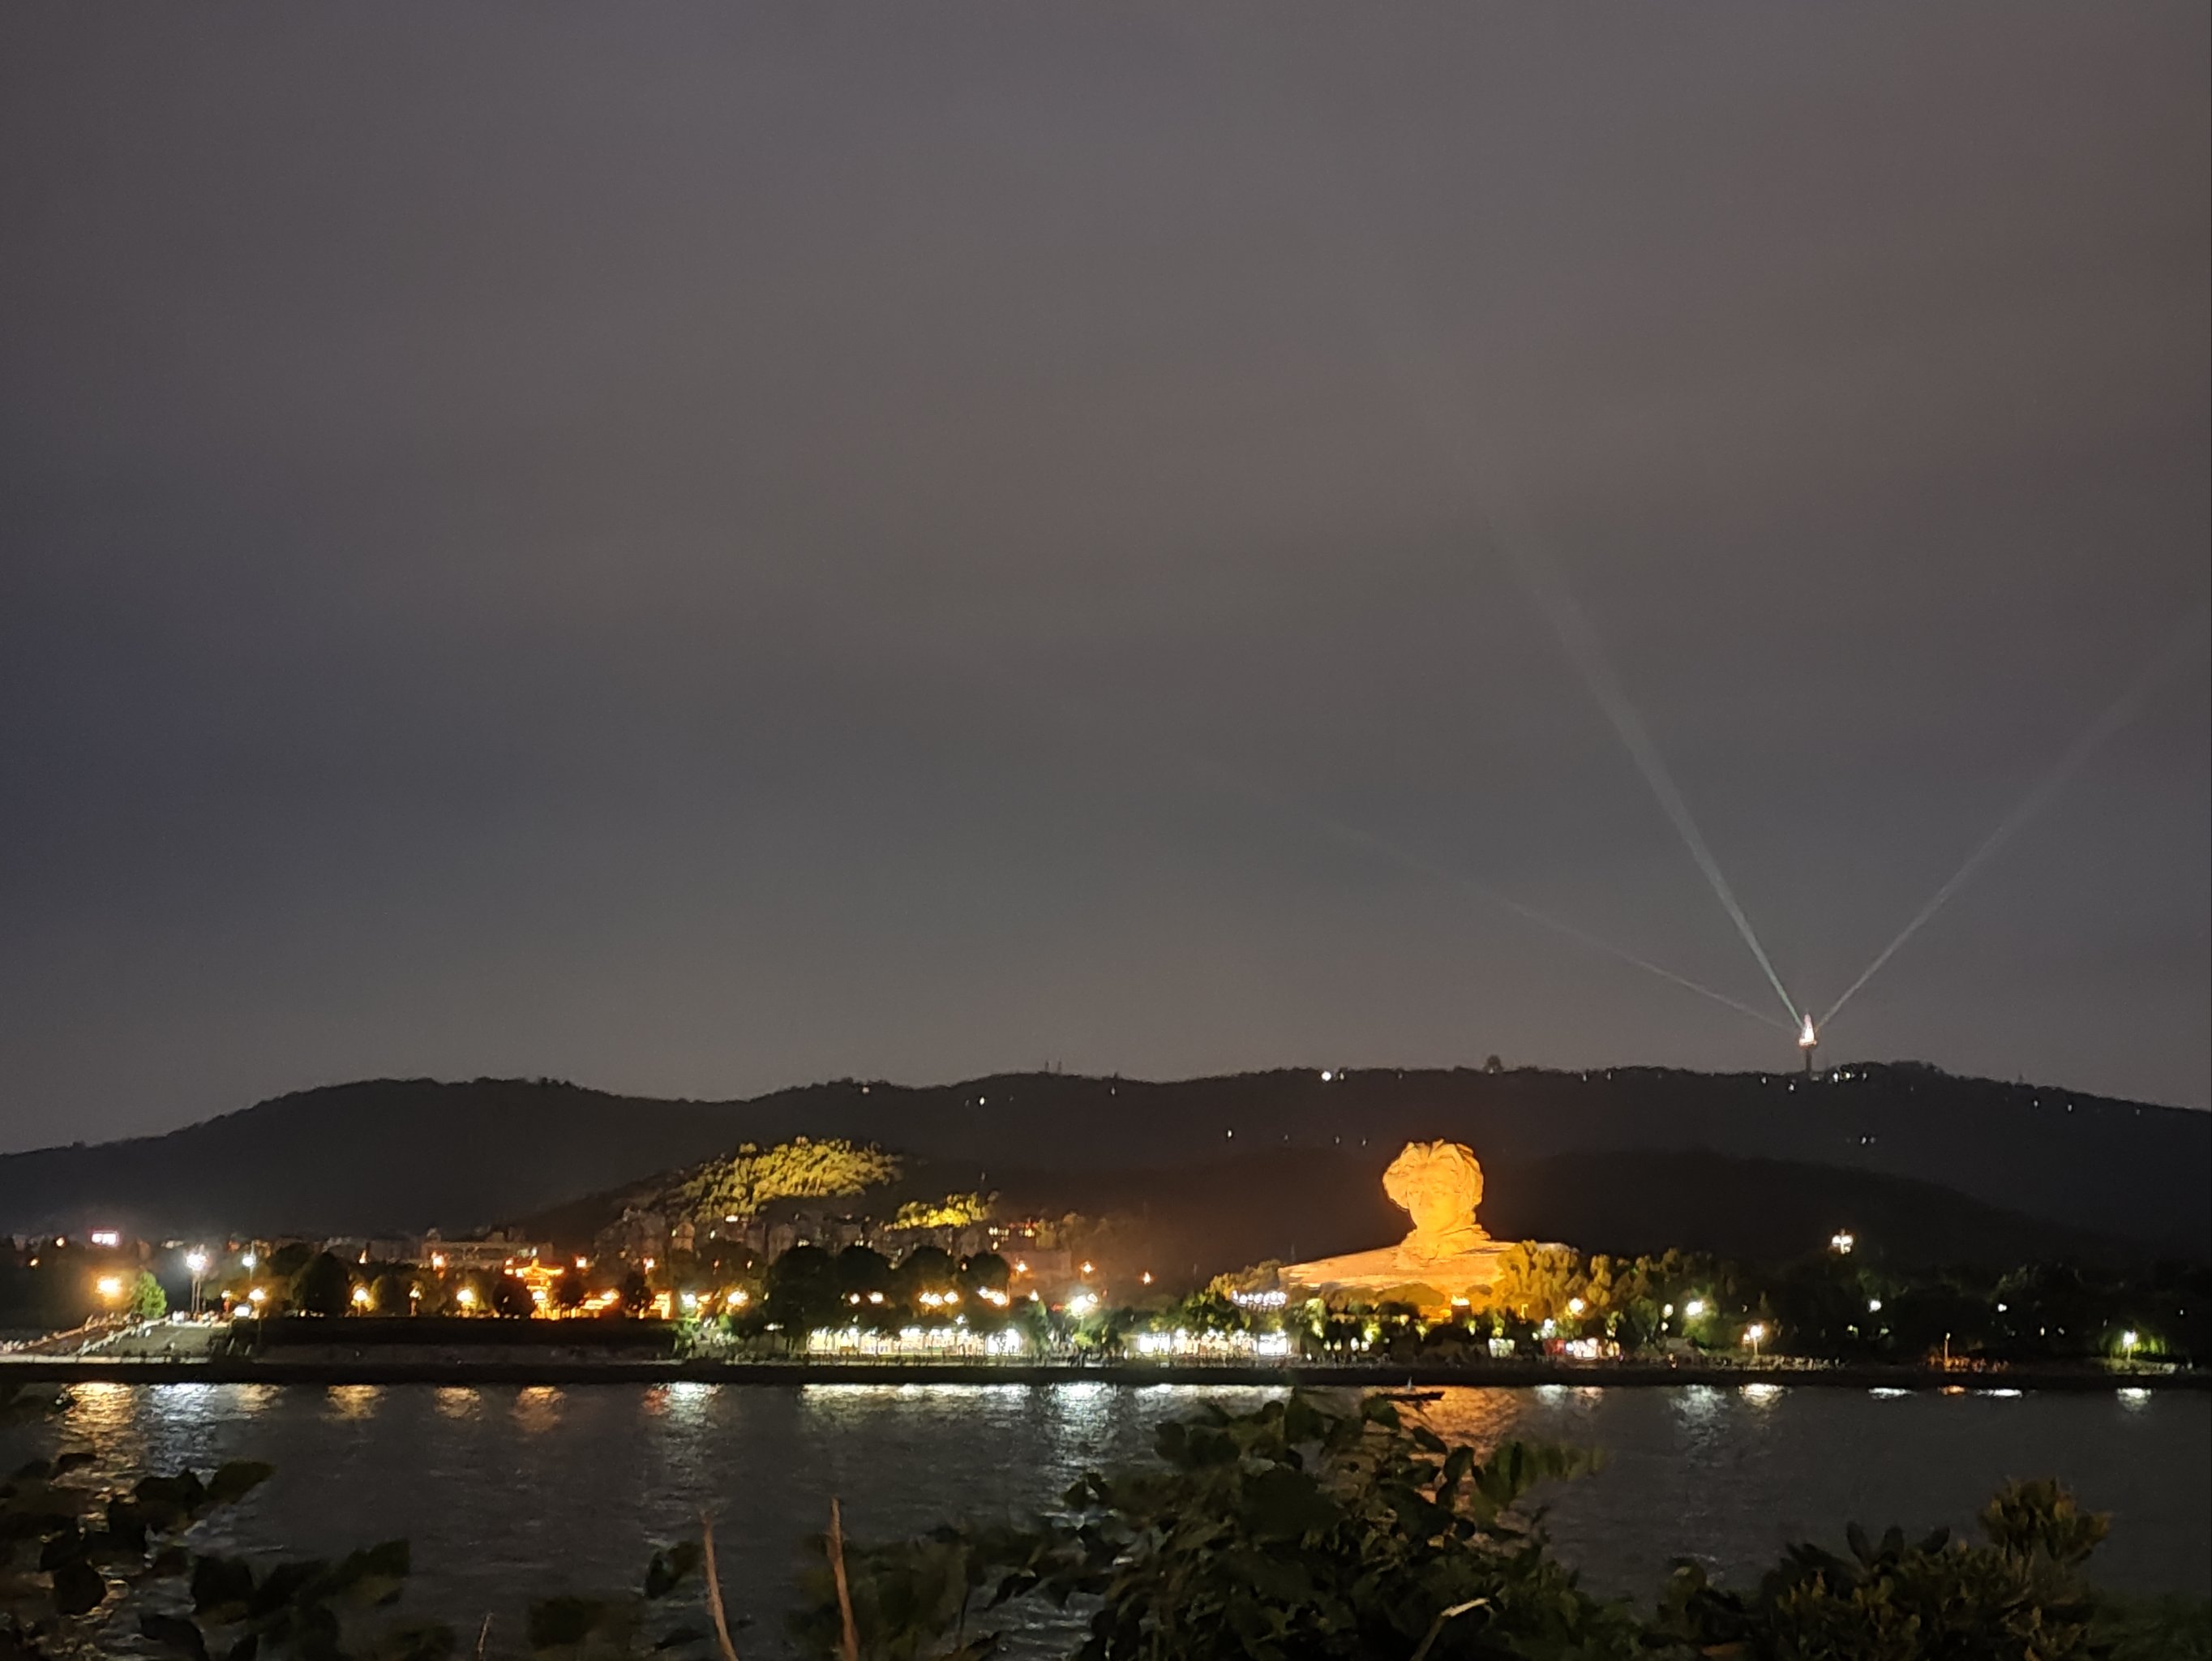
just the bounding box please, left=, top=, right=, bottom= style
left=521, top=1535, right=725, bottom=1659
left=1648, top=1478, right=2116, bottom=1660
left=795, top=1392, right=1636, bottom=1659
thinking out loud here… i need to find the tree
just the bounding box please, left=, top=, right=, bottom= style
left=671, top=1137, right=899, bottom=1224
left=291, top=1252, right=353, bottom=1318
left=889, top=1191, right=994, bottom=1230
left=958, top=1251, right=1012, bottom=1300
left=267, top=1242, right=315, bottom=1282
left=491, top=1273, right=536, bottom=1319
left=798, top=1394, right=1622, bottom=1660
left=368, top=1268, right=416, bottom=1315
left=619, top=1268, right=654, bottom=1315
left=834, top=1246, right=894, bottom=1303
left=763, top=1247, right=839, bottom=1336
left=894, top=1246, right=957, bottom=1307
left=1651, top=1479, right=2116, bottom=1660
left=126, top=1270, right=168, bottom=1323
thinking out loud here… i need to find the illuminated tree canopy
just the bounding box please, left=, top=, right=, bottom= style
left=671, top=1137, right=899, bottom=1222
left=889, top=1191, right=994, bottom=1231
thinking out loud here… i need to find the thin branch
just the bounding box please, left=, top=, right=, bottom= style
left=700, top=1510, right=742, bottom=1661
left=828, top=1496, right=860, bottom=1661
left=1408, top=1597, right=1488, bottom=1661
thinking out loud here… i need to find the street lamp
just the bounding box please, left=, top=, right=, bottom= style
left=1745, top=1322, right=1767, bottom=1360
left=185, top=1251, right=209, bottom=1319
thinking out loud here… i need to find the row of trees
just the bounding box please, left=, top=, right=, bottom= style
left=1188, top=1246, right=2208, bottom=1367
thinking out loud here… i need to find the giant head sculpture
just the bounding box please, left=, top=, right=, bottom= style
left=1380, top=1140, right=1487, bottom=1243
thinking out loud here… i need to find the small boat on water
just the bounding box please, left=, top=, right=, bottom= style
left=1371, top=1388, right=1445, bottom=1403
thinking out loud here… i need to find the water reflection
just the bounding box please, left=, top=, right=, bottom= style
left=326, top=1385, right=382, bottom=1420
left=434, top=1386, right=480, bottom=1420
left=513, top=1385, right=565, bottom=1434
left=2, top=1379, right=2200, bottom=1654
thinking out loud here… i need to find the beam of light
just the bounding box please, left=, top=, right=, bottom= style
left=1189, top=757, right=1789, bottom=1031
left=1353, top=296, right=1803, bottom=1029
left=1325, top=817, right=1795, bottom=1032
left=1168, top=43, right=1805, bottom=1032
left=1819, top=612, right=2208, bottom=1030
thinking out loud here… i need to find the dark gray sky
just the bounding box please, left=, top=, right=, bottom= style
left=3, top=5, right=2207, bottom=1151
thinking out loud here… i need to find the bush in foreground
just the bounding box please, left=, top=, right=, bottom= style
left=4, top=1380, right=2204, bottom=1659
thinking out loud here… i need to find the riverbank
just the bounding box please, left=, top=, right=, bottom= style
left=2, top=1353, right=2201, bottom=1390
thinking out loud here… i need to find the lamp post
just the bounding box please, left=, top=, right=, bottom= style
left=185, top=1251, right=209, bottom=1320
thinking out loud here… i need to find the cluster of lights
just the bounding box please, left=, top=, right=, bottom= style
left=1229, top=1290, right=1288, bottom=1309
left=1133, top=1329, right=1291, bottom=1358
left=808, top=1327, right=1026, bottom=1358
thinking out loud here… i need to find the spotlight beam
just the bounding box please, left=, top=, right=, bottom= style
left=1819, top=611, right=2207, bottom=1029
left=1300, top=803, right=1794, bottom=1033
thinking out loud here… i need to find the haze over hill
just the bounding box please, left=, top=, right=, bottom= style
left=2, top=1064, right=2203, bottom=1260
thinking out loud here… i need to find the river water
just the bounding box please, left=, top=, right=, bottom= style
left=14, top=1380, right=2208, bottom=1655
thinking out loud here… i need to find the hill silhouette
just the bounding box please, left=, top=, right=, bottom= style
left=516, top=1143, right=2134, bottom=1278
left=1, top=1064, right=2203, bottom=1259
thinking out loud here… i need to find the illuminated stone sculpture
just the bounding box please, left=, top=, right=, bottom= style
left=1284, top=1140, right=1516, bottom=1304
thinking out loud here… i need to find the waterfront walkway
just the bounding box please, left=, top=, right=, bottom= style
left=2, top=1351, right=2199, bottom=1391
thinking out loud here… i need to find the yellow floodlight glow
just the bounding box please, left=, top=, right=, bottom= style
left=96, top=1275, right=125, bottom=1300
left=351, top=1285, right=371, bottom=1307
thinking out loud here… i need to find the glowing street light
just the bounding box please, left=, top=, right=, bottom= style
left=1828, top=1231, right=1855, bottom=1255
left=96, top=1274, right=126, bottom=1302
left=186, top=1250, right=210, bottom=1318
left=2120, top=1330, right=2139, bottom=1358
left=1683, top=1298, right=1707, bottom=1320
left=1745, top=1322, right=1767, bottom=1358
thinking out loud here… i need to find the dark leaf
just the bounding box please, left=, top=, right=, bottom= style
left=643, top=1539, right=701, bottom=1599
left=207, top=1463, right=275, bottom=1508
left=527, top=1595, right=611, bottom=1648
left=49, top=1556, right=107, bottom=1617
left=139, top=1612, right=211, bottom=1661
left=193, top=1554, right=257, bottom=1615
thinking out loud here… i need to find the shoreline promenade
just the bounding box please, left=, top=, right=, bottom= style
left=4, top=1354, right=2201, bottom=1391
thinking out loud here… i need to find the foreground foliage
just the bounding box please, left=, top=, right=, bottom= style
left=0, top=1384, right=718, bottom=1661
left=5, top=1381, right=2203, bottom=1659
left=796, top=1393, right=2205, bottom=1661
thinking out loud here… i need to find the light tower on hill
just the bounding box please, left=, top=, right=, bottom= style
left=1798, top=1014, right=1819, bottom=1078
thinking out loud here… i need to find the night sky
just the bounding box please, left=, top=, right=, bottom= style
left=3, top=6, right=2207, bottom=1152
